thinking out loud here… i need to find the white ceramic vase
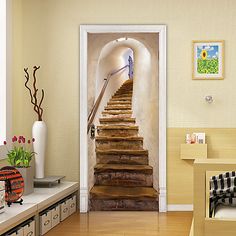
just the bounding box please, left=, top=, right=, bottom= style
left=32, top=121, right=47, bottom=178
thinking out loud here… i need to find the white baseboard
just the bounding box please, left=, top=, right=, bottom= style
left=167, top=204, right=193, bottom=211
left=80, top=188, right=88, bottom=213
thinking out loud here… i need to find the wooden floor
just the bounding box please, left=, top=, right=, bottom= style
left=46, top=211, right=193, bottom=236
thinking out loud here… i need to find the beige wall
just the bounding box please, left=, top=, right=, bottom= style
left=8, top=0, right=236, bottom=204
left=168, top=128, right=236, bottom=204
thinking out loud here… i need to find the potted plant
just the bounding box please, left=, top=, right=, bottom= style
left=4, top=136, right=35, bottom=195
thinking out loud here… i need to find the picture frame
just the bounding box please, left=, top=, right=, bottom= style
left=192, top=40, right=224, bottom=80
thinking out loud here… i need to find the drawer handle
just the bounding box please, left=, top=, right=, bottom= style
left=70, top=203, right=75, bottom=208
left=63, top=208, right=68, bottom=213
left=26, top=231, right=33, bottom=236
left=53, top=214, right=59, bottom=219
left=44, top=220, right=50, bottom=226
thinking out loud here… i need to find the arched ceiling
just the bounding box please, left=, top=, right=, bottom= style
left=98, top=37, right=150, bottom=61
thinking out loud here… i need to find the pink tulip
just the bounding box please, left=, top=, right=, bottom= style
left=3, top=141, right=7, bottom=145
left=12, top=136, right=17, bottom=142
left=32, top=138, right=35, bottom=142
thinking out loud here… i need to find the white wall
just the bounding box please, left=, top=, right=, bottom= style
left=132, top=37, right=159, bottom=190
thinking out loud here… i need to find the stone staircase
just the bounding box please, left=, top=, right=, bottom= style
left=90, top=79, right=158, bottom=211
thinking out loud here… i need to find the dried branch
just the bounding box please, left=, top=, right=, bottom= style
left=32, top=66, right=40, bottom=117
left=24, top=68, right=33, bottom=103
left=24, top=68, right=39, bottom=115
left=24, top=66, right=44, bottom=121
left=38, top=89, right=45, bottom=120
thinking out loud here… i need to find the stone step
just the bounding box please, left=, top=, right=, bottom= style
left=97, top=125, right=138, bottom=137
left=116, top=87, right=133, bottom=91
left=110, top=97, right=132, bottom=101
left=116, top=89, right=132, bottom=93
left=107, top=101, right=131, bottom=105
left=119, top=84, right=132, bottom=87
left=123, top=79, right=133, bottom=83
left=96, top=148, right=148, bottom=165
left=102, top=110, right=132, bottom=118
left=102, top=110, right=132, bottom=114
left=102, top=114, right=132, bottom=118
left=117, top=84, right=132, bottom=87
left=121, top=81, right=133, bottom=84
left=120, top=84, right=133, bottom=88
left=120, top=84, right=133, bottom=87
left=112, top=94, right=132, bottom=99
left=115, top=91, right=133, bottom=95
left=95, top=136, right=143, bottom=150
left=90, top=186, right=158, bottom=211
left=104, top=105, right=132, bottom=110
left=94, top=164, right=153, bottom=187
left=99, top=117, right=136, bottom=125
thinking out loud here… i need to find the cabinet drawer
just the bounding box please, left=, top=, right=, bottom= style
left=51, top=205, right=60, bottom=228
left=60, top=200, right=69, bottom=221
left=5, top=231, right=17, bottom=236
left=40, top=211, right=52, bottom=235
left=6, top=227, right=24, bottom=236
left=24, top=220, right=35, bottom=236
left=0, top=188, right=5, bottom=214
left=69, top=195, right=76, bottom=215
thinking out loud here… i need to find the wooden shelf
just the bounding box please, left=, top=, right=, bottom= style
left=0, top=181, right=79, bottom=235
left=180, top=144, right=207, bottom=160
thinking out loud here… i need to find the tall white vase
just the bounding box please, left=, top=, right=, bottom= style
left=32, top=121, right=47, bottom=178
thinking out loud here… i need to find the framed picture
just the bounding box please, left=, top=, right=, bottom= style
left=192, top=40, right=224, bottom=80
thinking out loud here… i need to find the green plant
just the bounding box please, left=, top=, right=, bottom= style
left=4, top=136, right=35, bottom=168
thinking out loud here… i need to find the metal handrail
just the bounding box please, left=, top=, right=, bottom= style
left=87, top=64, right=129, bottom=133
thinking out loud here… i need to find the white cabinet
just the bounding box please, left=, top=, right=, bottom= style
left=51, top=205, right=60, bottom=228
left=40, top=211, right=52, bottom=235
left=0, top=181, right=5, bottom=214
left=5, top=220, right=35, bottom=236
left=24, top=221, right=35, bottom=236
left=68, top=195, right=76, bottom=216
left=5, top=231, right=17, bottom=236
left=0, top=182, right=79, bottom=236
left=40, top=204, right=60, bottom=235
left=39, top=194, right=77, bottom=234
left=18, top=228, right=24, bottom=236
left=8, top=227, right=24, bottom=236
left=60, top=200, right=69, bottom=221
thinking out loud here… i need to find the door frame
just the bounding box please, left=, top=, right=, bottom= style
left=80, top=24, right=167, bottom=212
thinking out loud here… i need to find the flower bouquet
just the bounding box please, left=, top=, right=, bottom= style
left=4, top=136, right=35, bottom=168
left=3, top=135, right=36, bottom=195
